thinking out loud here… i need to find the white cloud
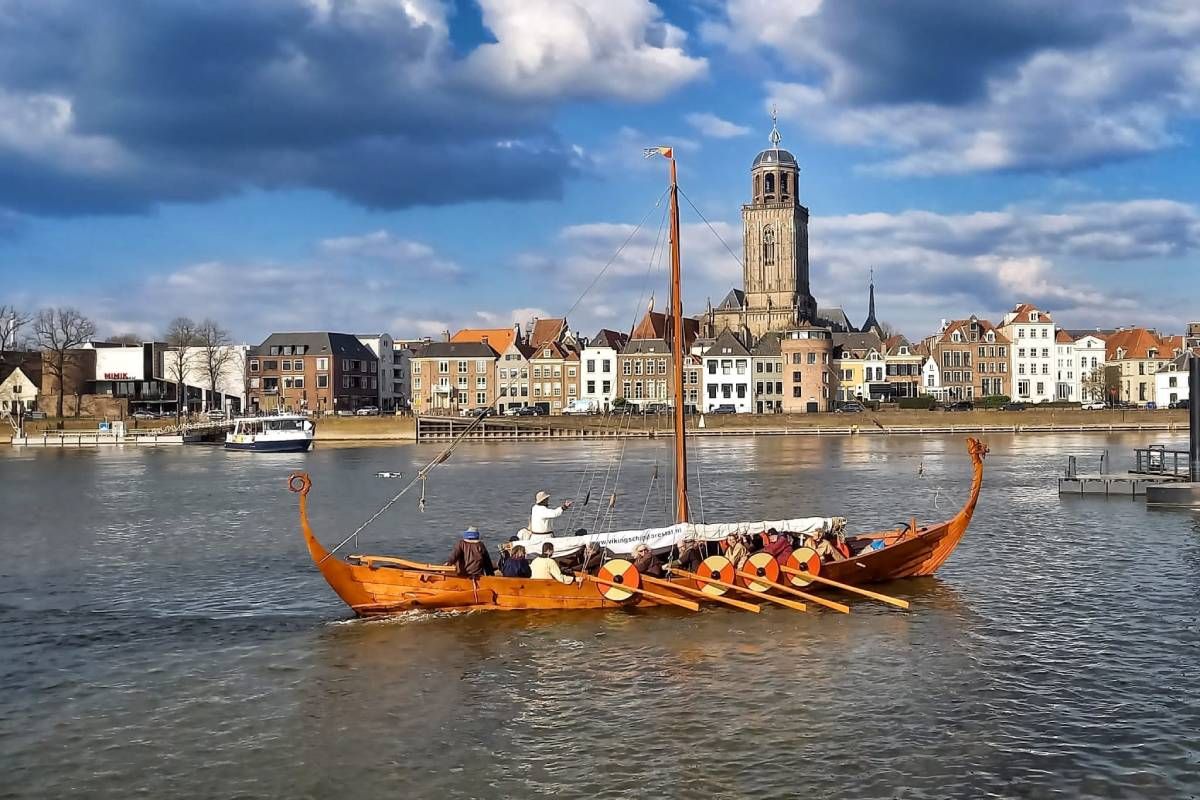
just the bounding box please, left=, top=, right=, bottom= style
left=319, top=230, right=462, bottom=274
left=463, top=0, right=707, bottom=101
left=718, top=0, right=1200, bottom=174
left=685, top=112, right=751, bottom=138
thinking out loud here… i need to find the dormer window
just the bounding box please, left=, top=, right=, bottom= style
left=1030, top=312, right=1039, bottom=322
left=543, top=348, right=551, bottom=357
left=952, top=332, right=962, bottom=343
left=986, top=332, right=994, bottom=342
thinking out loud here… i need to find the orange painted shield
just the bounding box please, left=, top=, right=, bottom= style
left=597, top=558, right=640, bottom=602
left=786, top=546, right=821, bottom=586
left=740, top=551, right=781, bottom=592
left=696, top=555, right=734, bottom=596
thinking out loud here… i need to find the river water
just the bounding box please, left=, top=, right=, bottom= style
left=1, top=432, right=1198, bottom=799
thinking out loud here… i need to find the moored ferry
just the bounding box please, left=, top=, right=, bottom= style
left=226, top=414, right=314, bottom=452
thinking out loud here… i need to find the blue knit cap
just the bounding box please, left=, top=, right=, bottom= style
left=462, top=527, right=480, bottom=540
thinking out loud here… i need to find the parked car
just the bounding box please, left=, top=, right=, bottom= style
left=945, top=401, right=974, bottom=412
left=835, top=401, right=866, bottom=413
left=612, top=403, right=640, bottom=415
left=131, top=410, right=158, bottom=420
left=355, top=406, right=381, bottom=416
left=515, top=405, right=545, bottom=416
left=643, top=402, right=671, bottom=415
left=1000, top=402, right=1027, bottom=411
left=336, top=409, right=356, bottom=417
left=206, top=409, right=227, bottom=420
left=1082, top=401, right=1106, bottom=410
left=709, top=404, right=737, bottom=415
left=1169, top=399, right=1190, bottom=410
left=25, top=410, right=48, bottom=420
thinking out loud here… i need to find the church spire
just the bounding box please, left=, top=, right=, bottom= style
left=862, top=267, right=883, bottom=335
left=769, top=105, right=782, bottom=148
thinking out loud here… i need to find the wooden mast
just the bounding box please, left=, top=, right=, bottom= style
left=667, top=153, right=689, bottom=524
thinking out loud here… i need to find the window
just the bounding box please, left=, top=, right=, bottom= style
left=316, top=357, right=328, bottom=371
left=477, top=360, right=488, bottom=374
left=457, top=360, right=467, bottom=374
left=707, top=385, right=717, bottom=399
left=602, top=380, right=610, bottom=393
left=657, top=360, right=666, bottom=375
left=293, top=376, right=305, bottom=389
left=476, top=377, right=487, bottom=389
left=623, top=380, right=631, bottom=397
left=533, top=366, right=542, bottom=379
left=568, top=385, right=577, bottom=396
left=635, top=360, right=643, bottom=375
left=438, top=360, right=449, bottom=374
left=342, top=375, right=349, bottom=389
left=282, top=345, right=293, bottom=356
left=250, top=377, right=260, bottom=389
left=793, top=386, right=802, bottom=398
left=1041, top=328, right=1048, bottom=338
left=587, top=380, right=596, bottom=393
left=282, top=360, right=292, bottom=371
left=476, top=391, right=486, bottom=405
left=793, top=371, right=802, bottom=383
left=249, top=359, right=260, bottom=372
left=602, top=359, right=611, bottom=372
left=1036, top=382, right=1045, bottom=395
left=586, top=359, right=596, bottom=373
left=622, top=361, right=632, bottom=376
left=553, top=367, right=561, bottom=378
left=263, top=360, right=278, bottom=371
left=762, top=226, right=776, bottom=267
left=807, top=352, right=816, bottom=365
left=270, top=346, right=281, bottom=356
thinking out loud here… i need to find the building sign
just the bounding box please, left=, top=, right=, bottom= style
left=104, top=372, right=131, bottom=380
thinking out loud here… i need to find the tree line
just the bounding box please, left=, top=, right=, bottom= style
left=1, top=304, right=235, bottom=423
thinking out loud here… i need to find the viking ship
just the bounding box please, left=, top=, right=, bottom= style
left=292, top=148, right=988, bottom=616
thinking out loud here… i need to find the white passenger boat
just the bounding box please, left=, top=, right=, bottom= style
left=225, top=414, right=314, bottom=453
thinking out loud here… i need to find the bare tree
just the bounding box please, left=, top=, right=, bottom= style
left=105, top=333, right=143, bottom=346
left=34, top=307, right=97, bottom=423
left=163, top=317, right=200, bottom=423
left=876, top=320, right=901, bottom=340
left=0, top=305, right=32, bottom=353
left=1081, top=365, right=1106, bottom=403
left=196, top=319, right=234, bottom=411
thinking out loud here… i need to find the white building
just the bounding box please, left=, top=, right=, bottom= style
left=356, top=334, right=396, bottom=410
left=177, top=344, right=249, bottom=411
left=1054, top=330, right=1077, bottom=401
left=581, top=329, right=627, bottom=412
left=1155, top=352, right=1193, bottom=407
left=85, top=341, right=246, bottom=414
left=921, top=354, right=942, bottom=398
left=0, top=360, right=39, bottom=414
left=1072, top=333, right=1108, bottom=403
left=999, top=304, right=1056, bottom=403
left=702, top=330, right=753, bottom=412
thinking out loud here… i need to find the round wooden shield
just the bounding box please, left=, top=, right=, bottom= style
left=786, top=546, right=821, bottom=586
left=597, top=558, right=640, bottom=602
left=740, top=551, right=781, bottom=593
left=696, top=555, right=734, bottom=596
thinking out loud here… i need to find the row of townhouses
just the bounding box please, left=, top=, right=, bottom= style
left=2, top=310, right=1197, bottom=420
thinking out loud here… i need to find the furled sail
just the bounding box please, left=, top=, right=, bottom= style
left=518, top=518, right=838, bottom=559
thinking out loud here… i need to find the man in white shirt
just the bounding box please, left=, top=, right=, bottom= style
left=530, top=490, right=573, bottom=534
left=529, top=542, right=576, bottom=584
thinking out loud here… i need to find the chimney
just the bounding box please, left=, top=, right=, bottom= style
left=443, top=329, right=450, bottom=342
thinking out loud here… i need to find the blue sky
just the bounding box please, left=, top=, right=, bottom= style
left=1, top=0, right=1198, bottom=343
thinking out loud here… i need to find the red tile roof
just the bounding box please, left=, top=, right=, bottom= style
left=451, top=327, right=517, bottom=353
left=528, top=317, right=567, bottom=348
left=1106, top=328, right=1179, bottom=361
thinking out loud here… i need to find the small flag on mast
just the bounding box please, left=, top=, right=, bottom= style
left=642, top=145, right=673, bottom=160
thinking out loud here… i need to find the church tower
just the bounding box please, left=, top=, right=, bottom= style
left=707, top=113, right=820, bottom=341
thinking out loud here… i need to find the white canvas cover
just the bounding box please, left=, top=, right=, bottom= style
left=518, top=517, right=836, bottom=559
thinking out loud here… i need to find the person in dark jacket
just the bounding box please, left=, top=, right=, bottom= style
left=500, top=545, right=532, bottom=578
left=632, top=543, right=664, bottom=578
left=447, top=526, right=495, bottom=578
left=761, top=528, right=793, bottom=566
left=677, top=536, right=705, bottom=573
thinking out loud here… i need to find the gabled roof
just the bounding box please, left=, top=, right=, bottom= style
left=0, top=351, right=41, bottom=386
left=531, top=341, right=571, bottom=360
left=451, top=327, right=517, bottom=353
left=587, top=329, right=629, bottom=351
left=883, top=335, right=917, bottom=355
left=528, top=317, right=567, bottom=348
left=629, top=310, right=699, bottom=349
left=1106, top=328, right=1171, bottom=361
left=1002, top=303, right=1054, bottom=326
left=716, top=288, right=745, bottom=311
left=751, top=331, right=782, bottom=356
left=501, top=340, right=535, bottom=359
left=815, top=306, right=852, bottom=332
left=413, top=341, right=498, bottom=359
left=703, top=329, right=751, bottom=358
left=833, top=331, right=883, bottom=358
left=935, top=317, right=1009, bottom=346
left=1055, top=329, right=1074, bottom=343
left=252, top=332, right=376, bottom=359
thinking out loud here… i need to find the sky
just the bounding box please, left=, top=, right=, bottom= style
left=1, top=0, right=1198, bottom=344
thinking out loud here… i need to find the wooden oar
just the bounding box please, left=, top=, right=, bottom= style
left=780, top=566, right=910, bottom=609
left=643, top=575, right=761, bottom=613
left=669, top=568, right=807, bottom=612
left=582, top=575, right=700, bottom=612
left=736, top=569, right=850, bottom=614
left=351, top=555, right=456, bottom=573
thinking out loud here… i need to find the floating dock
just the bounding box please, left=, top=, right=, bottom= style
left=1058, top=472, right=1186, bottom=497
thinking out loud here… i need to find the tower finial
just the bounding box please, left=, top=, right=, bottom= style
left=769, top=105, right=781, bottom=148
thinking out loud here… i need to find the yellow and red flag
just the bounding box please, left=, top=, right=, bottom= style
left=642, top=145, right=673, bottom=160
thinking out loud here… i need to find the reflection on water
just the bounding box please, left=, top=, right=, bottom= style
left=1, top=431, right=1198, bottom=798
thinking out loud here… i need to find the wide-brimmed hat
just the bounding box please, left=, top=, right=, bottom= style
left=462, top=526, right=480, bottom=540
left=535, top=491, right=551, bottom=504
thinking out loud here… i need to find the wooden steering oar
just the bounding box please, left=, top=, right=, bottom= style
left=352, top=555, right=456, bottom=573
left=642, top=575, right=761, bottom=612
left=582, top=574, right=699, bottom=612
left=780, top=565, right=910, bottom=610
left=669, top=567, right=808, bottom=612
left=735, top=568, right=850, bottom=614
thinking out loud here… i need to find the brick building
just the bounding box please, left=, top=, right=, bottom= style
left=780, top=324, right=836, bottom=413
left=410, top=341, right=498, bottom=414
left=247, top=332, right=378, bottom=414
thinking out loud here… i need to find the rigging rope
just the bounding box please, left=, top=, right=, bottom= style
left=677, top=186, right=744, bottom=271
left=319, top=413, right=487, bottom=563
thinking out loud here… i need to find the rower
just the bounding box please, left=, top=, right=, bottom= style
left=677, top=534, right=705, bottom=573
left=531, top=542, right=576, bottom=584
left=761, top=528, right=792, bottom=566
left=530, top=490, right=573, bottom=535
left=632, top=543, right=664, bottom=578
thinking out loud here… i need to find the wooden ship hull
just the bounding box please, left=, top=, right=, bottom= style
left=291, top=438, right=988, bottom=616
